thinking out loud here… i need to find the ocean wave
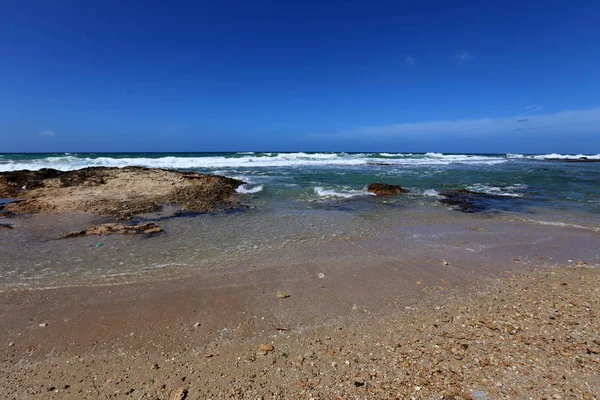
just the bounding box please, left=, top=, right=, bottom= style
left=0, top=152, right=511, bottom=172
left=465, top=184, right=526, bottom=197
left=236, top=184, right=264, bottom=194
left=423, top=189, right=442, bottom=198
left=313, top=186, right=374, bottom=198
left=508, top=153, right=600, bottom=160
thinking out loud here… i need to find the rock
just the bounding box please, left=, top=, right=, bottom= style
left=39, top=323, right=48, bottom=327
left=257, top=344, right=274, bottom=355
left=318, top=273, right=325, bottom=279
left=276, top=291, right=290, bottom=299
left=367, top=183, right=407, bottom=196
left=0, top=223, right=15, bottom=229
left=438, top=189, right=512, bottom=213
left=0, top=167, right=244, bottom=219
left=172, top=387, right=188, bottom=400
left=506, top=325, right=520, bottom=335
left=62, top=223, right=163, bottom=238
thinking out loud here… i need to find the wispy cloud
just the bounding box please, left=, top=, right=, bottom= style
left=453, top=50, right=474, bottom=63
left=405, top=56, right=417, bottom=66
left=319, top=107, right=600, bottom=140
left=38, top=130, right=56, bottom=137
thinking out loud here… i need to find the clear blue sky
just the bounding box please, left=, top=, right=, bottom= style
left=1, top=0, right=599, bottom=153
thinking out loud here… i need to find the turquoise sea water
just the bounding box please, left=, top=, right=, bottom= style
left=1, top=151, right=599, bottom=216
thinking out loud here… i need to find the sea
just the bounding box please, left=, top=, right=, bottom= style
left=1, top=151, right=599, bottom=288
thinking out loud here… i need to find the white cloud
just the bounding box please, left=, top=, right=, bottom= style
left=38, top=130, right=56, bottom=137
left=453, top=50, right=474, bottom=63
left=322, top=107, right=600, bottom=139
left=405, top=56, right=417, bottom=66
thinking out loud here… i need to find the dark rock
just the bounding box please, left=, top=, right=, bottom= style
left=438, top=189, right=510, bottom=213
left=0, top=223, right=15, bottom=229
left=367, top=183, right=407, bottom=196
left=62, top=222, right=163, bottom=238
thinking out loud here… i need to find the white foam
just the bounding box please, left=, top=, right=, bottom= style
left=525, top=219, right=600, bottom=232
left=313, top=186, right=374, bottom=198
left=466, top=184, right=524, bottom=197
left=512, top=153, right=600, bottom=160
left=0, top=152, right=511, bottom=172
left=236, top=184, right=264, bottom=194
left=423, top=189, right=442, bottom=198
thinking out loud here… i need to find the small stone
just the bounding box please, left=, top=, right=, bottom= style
left=151, top=363, right=159, bottom=370
left=276, top=292, right=290, bottom=299
left=8, top=342, right=14, bottom=347
left=506, top=325, right=520, bottom=335
left=193, top=322, right=200, bottom=327
left=258, top=344, right=274, bottom=355
left=39, top=323, right=48, bottom=327
left=587, top=347, right=600, bottom=355
left=416, top=281, right=422, bottom=285
left=442, top=261, right=449, bottom=266
left=318, top=273, right=325, bottom=279
left=172, top=387, right=188, bottom=400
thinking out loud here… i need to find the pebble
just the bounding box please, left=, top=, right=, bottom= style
left=39, top=323, right=48, bottom=327
left=172, top=387, right=188, bottom=400
left=318, top=273, right=325, bottom=279
left=257, top=344, right=274, bottom=355
left=276, top=292, right=290, bottom=299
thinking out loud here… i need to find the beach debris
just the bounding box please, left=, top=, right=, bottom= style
left=442, top=261, right=449, bottom=266
left=8, top=342, right=14, bottom=347
left=172, top=387, right=188, bottom=400
left=39, top=323, right=48, bottom=327
left=193, top=322, right=201, bottom=327
left=416, top=281, right=422, bottom=285
left=276, top=291, right=290, bottom=299
left=62, top=222, right=163, bottom=238
left=367, top=183, right=407, bottom=196
left=318, top=272, right=326, bottom=279
left=257, top=344, right=274, bottom=355
left=576, top=261, right=586, bottom=266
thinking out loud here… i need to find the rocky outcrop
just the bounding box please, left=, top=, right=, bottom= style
left=367, top=183, right=407, bottom=196
left=62, top=222, right=162, bottom=238
left=0, top=167, right=244, bottom=219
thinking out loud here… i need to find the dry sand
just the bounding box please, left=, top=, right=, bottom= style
left=1, top=265, right=598, bottom=399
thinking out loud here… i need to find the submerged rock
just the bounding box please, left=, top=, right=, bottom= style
left=62, top=222, right=163, bottom=238
left=438, top=189, right=505, bottom=213
left=367, top=183, right=407, bottom=196
left=0, top=167, right=244, bottom=219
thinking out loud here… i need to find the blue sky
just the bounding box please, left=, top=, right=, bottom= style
left=1, top=0, right=599, bottom=153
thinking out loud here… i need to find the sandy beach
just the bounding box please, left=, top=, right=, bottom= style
left=1, top=264, right=599, bottom=399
